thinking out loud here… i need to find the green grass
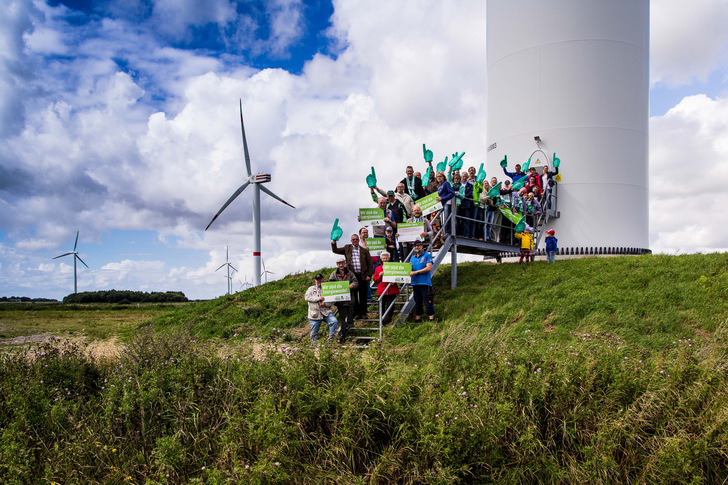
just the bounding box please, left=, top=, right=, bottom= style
left=2, top=253, right=728, bottom=483
left=0, top=302, right=186, bottom=342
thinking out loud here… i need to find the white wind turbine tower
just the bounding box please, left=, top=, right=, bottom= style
left=53, top=231, right=89, bottom=294
left=206, top=100, right=295, bottom=287
left=216, top=246, right=237, bottom=295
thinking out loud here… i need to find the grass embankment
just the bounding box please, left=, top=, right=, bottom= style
left=2, top=254, right=728, bottom=483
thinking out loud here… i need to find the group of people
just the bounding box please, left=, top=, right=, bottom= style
left=306, top=150, right=561, bottom=342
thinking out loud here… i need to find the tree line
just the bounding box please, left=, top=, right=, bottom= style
left=62, top=290, right=188, bottom=303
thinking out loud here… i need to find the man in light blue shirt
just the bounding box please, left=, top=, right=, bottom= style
left=409, top=240, right=435, bottom=322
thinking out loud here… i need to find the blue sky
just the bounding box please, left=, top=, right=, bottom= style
left=2, top=0, right=728, bottom=300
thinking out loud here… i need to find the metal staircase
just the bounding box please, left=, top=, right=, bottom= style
left=344, top=187, right=560, bottom=340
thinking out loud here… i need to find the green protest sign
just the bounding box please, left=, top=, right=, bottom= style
left=382, top=262, right=412, bottom=284
left=359, top=208, right=385, bottom=226
left=499, top=206, right=525, bottom=225
left=418, top=192, right=442, bottom=216
left=365, top=237, right=386, bottom=256
left=397, top=222, right=424, bottom=243
left=321, top=281, right=351, bottom=303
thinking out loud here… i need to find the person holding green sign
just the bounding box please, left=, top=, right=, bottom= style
left=373, top=251, right=400, bottom=325
left=304, top=273, right=338, bottom=342
left=409, top=240, right=435, bottom=322
left=331, top=234, right=373, bottom=320
left=329, top=257, right=358, bottom=343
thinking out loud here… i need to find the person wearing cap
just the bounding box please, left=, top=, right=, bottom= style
left=372, top=183, right=414, bottom=218
left=384, top=190, right=407, bottom=226
left=545, top=229, right=558, bottom=263
left=331, top=233, right=373, bottom=319
left=409, top=239, right=435, bottom=322
left=329, top=257, right=358, bottom=342
left=384, top=225, right=399, bottom=262
left=304, top=273, right=338, bottom=342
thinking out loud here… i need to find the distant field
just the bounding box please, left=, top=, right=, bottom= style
left=0, top=302, right=189, bottom=345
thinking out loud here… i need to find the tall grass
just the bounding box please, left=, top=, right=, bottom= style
left=1, top=254, right=728, bottom=483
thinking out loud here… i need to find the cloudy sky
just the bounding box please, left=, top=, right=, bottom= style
left=1, top=0, right=727, bottom=300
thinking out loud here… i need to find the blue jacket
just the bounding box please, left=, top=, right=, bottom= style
left=545, top=236, right=558, bottom=252
left=502, top=168, right=527, bottom=184
left=437, top=181, right=455, bottom=203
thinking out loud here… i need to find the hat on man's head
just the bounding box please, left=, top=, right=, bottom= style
left=546, top=229, right=555, bottom=235
left=386, top=226, right=393, bottom=231
left=336, top=256, right=346, bottom=263
left=315, top=273, right=324, bottom=280
left=387, top=190, right=395, bottom=196
left=413, top=239, right=423, bottom=246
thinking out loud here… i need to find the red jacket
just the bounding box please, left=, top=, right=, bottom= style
left=373, top=265, right=400, bottom=296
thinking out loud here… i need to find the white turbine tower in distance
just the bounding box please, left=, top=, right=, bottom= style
left=216, top=246, right=237, bottom=295
left=206, top=100, right=295, bottom=287
left=53, top=231, right=89, bottom=294
left=261, top=257, right=274, bottom=284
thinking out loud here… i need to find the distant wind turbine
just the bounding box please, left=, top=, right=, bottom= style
left=261, top=257, right=274, bottom=284
left=205, top=100, right=295, bottom=287
left=53, top=231, right=89, bottom=294
left=216, top=246, right=237, bottom=295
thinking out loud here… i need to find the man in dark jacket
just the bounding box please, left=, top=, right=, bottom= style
left=331, top=234, right=373, bottom=319
left=400, top=165, right=426, bottom=200
left=329, top=257, right=358, bottom=341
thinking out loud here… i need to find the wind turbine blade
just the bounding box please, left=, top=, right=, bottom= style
left=205, top=180, right=251, bottom=230
left=230, top=265, right=238, bottom=273
left=216, top=263, right=227, bottom=271
left=259, top=185, right=295, bottom=209
left=73, top=231, right=79, bottom=251
left=240, top=100, right=253, bottom=178
left=54, top=252, right=73, bottom=259
left=76, top=255, right=89, bottom=269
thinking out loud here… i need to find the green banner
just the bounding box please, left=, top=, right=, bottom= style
left=365, top=237, right=386, bottom=256
left=418, top=192, right=442, bottom=216
left=382, top=262, right=412, bottom=284
left=321, top=281, right=351, bottom=303
left=499, top=206, right=525, bottom=225
left=359, top=208, right=385, bottom=226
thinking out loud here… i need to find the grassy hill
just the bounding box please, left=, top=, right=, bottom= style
left=2, top=253, right=728, bottom=483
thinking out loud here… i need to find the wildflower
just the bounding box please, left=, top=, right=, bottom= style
left=245, top=465, right=250, bottom=469
left=274, top=462, right=280, bottom=466
left=201, top=467, right=206, bottom=470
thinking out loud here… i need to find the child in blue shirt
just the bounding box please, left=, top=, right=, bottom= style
left=545, top=229, right=558, bottom=263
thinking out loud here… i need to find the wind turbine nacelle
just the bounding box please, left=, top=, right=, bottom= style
left=252, top=174, right=271, bottom=183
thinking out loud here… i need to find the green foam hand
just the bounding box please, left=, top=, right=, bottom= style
left=424, top=166, right=432, bottom=184
left=512, top=177, right=526, bottom=191
left=514, top=218, right=526, bottom=233
left=436, top=156, right=447, bottom=173
left=487, top=182, right=502, bottom=198
left=500, top=155, right=508, bottom=168
left=366, top=167, right=377, bottom=188
left=522, top=157, right=531, bottom=172
left=423, top=143, right=433, bottom=163
left=449, top=152, right=465, bottom=171
left=476, top=163, right=486, bottom=183
left=330, top=218, right=343, bottom=241
left=553, top=152, right=561, bottom=168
